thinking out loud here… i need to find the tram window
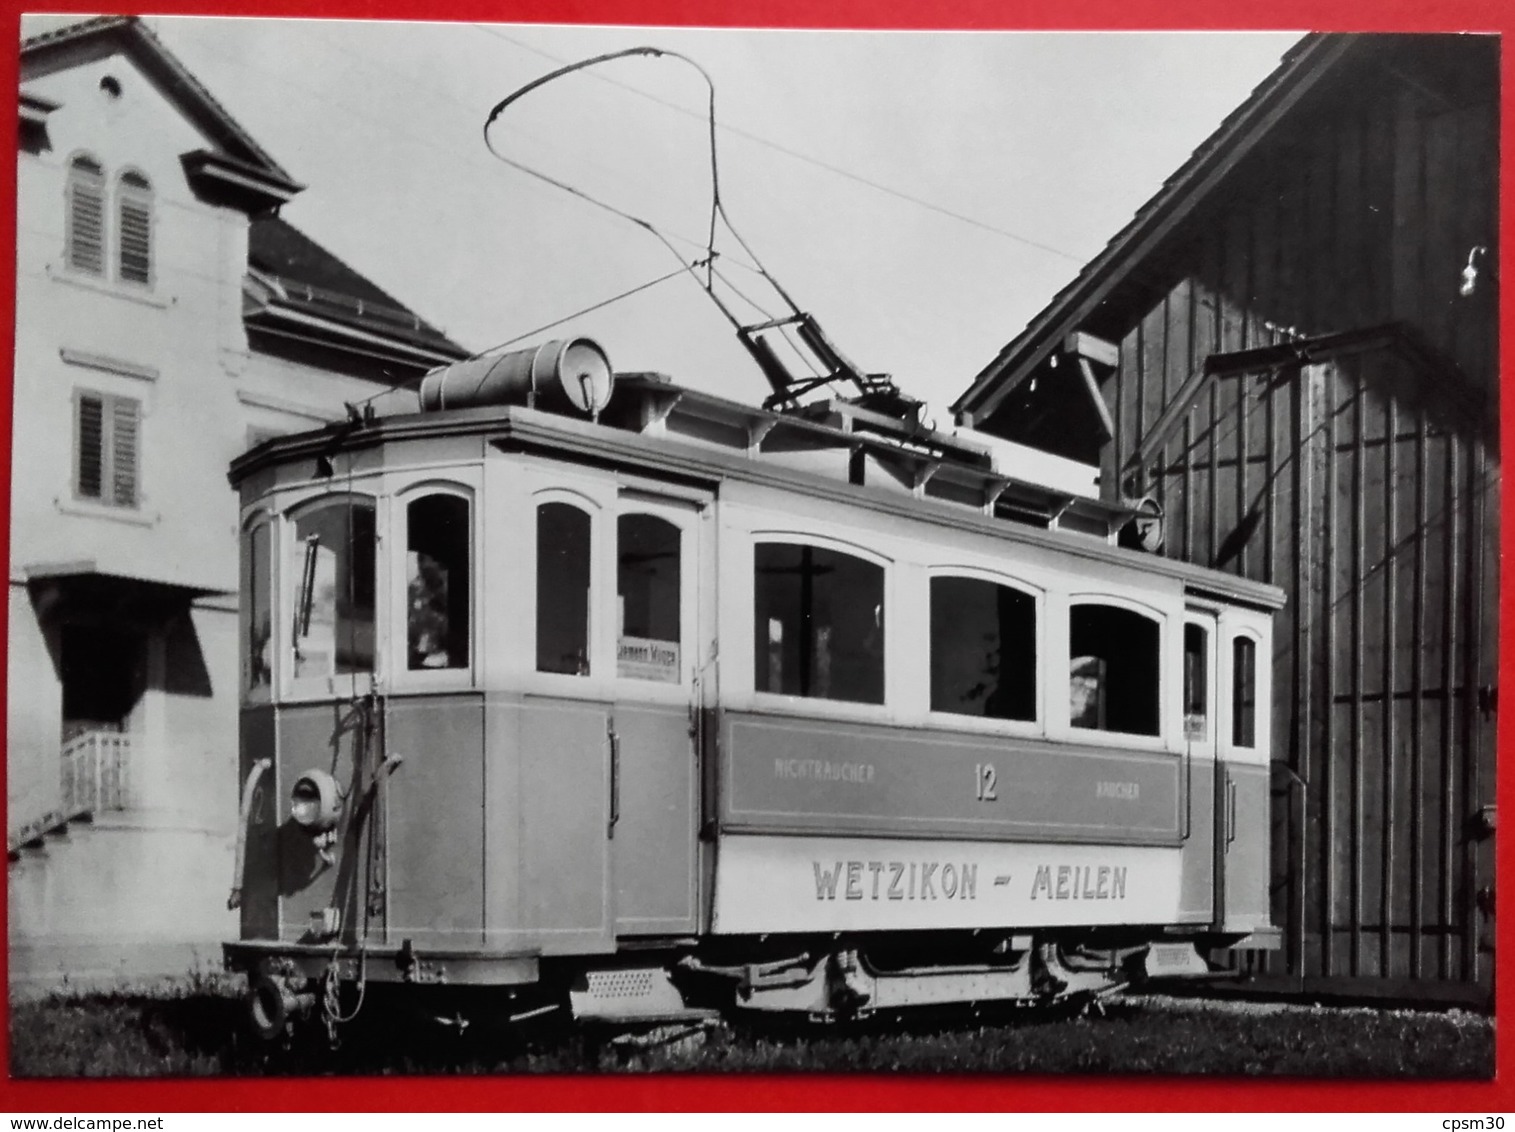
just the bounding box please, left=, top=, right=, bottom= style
left=1184, top=623, right=1208, bottom=741
left=754, top=543, right=884, bottom=704
left=1068, top=603, right=1160, bottom=736
left=407, top=494, right=470, bottom=670
left=617, top=514, right=681, bottom=683
left=1233, top=636, right=1258, bottom=748
left=537, top=502, right=592, bottom=676
left=241, top=520, right=272, bottom=693
left=290, top=499, right=376, bottom=678
left=929, top=576, right=1036, bottom=721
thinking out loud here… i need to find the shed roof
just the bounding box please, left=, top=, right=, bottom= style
left=952, top=33, right=1352, bottom=424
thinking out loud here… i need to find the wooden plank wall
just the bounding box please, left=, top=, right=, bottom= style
left=1106, top=52, right=1497, bottom=999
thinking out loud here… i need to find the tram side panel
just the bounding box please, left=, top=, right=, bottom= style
left=712, top=711, right=1193, bottom=935
left=609, top=700, right=702, bottom=938
left=267, top=702, right=381, bottom=945
left=704, top=484, right=1229, bottom=940
left=1176, top=755, right=1217, bottom=925
left=382, top=693, right=486, bottom=948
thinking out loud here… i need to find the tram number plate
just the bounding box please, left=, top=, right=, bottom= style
left=973, top=762, right=998, bottom=802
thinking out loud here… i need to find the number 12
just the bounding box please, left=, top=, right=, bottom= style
left=974, top=763, right=998, bottom=802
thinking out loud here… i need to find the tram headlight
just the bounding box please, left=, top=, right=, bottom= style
left=290, top=768, right=342, bottom=833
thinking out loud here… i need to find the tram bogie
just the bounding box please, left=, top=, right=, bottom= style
left=225, top=343, right=1283, bottom=1040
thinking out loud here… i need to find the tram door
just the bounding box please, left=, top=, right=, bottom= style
left=609, top=489, right=713, bottom=937
left=1215, top=611, right=1272, bottom=933
left=1182, top=611, right=1218, bottom=923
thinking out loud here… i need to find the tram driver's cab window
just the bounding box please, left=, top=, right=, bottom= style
left=406, top=493, right=470, bottom=670
left=617, top=514, right=681, bottom=682
left=290, top=498, right=376, bottom=679
left=1068, top=602, right=1160, bottom=736
left=1232, top=636, right=1258, bottom=748
left=754, top=542, right=884, bottom=704
left=241, top=519, right=272, bottom=694
left=1184, top=622, right=1209, bottom=741
left=929, top=576, right=1036, bottom=721
left=537, top=501, right=592, bottom=675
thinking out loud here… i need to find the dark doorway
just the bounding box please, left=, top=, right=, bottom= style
left=60, top=623, right=146, bottom=737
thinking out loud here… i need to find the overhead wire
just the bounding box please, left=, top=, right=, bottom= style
left=476, top=24, right=1090, bottom=265
left=483, top=44, right=870, bottom=402
left=482, top=45, right=802, bottom=333
left=344, top=265, right=695, bottom=414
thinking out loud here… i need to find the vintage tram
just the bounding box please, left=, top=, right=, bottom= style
left=225, top=338, right=1283, bottom=1039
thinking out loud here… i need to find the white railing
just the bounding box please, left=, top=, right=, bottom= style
left=60, top=730, right=131, bottom=817
left=8, top=731, right=131, bottom=854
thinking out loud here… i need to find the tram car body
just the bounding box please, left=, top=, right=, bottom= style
left=225, top=339, right=1283, bottom=1035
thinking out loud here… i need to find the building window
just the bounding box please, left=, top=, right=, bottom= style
left=74, top=390, right=139, bottom=507
left=1068, top=602, right=1160, bottom=736
left=929, top=575, right=1036, bottom=721
left=617, top=514, right=681, bottom=683
left=241, top=520, right=272, bottom=694
left=537, top=501, right=592, bottom=676
left=290, top=498, right=376, bottom=679
left=1184, top=622, right=1209, bottom=741
left=754, top=542, right=884, bottom=704
left=65, top=154, right=105, bottom=276
left=116, top=170, right=153, bottom=286
left=406, top=493, right=470, bottom=670
left=1232, top=636, right=1258, bottom=749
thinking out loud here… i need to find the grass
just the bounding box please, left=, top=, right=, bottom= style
left=8, top=976, right=1494, bottom=1078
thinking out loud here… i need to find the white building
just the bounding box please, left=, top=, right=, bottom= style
left=9, top=16, right=468, bottom=991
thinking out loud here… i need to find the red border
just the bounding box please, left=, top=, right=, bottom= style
left=1, top=0, right=1510, bottom=1112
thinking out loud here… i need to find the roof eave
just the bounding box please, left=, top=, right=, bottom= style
left=181, top=149, right=304, bottom=214
left=952, top=32, right=1353, bottom=426
left=246, top=301, right=469, bottom=368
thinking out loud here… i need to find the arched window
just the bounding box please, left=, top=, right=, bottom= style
left=1068, top=601, right=1161, bottom=736
left=536, top=501, right=592, bottom=675
left=929, top=575, right=1037, bottom=721
left=406, top=492, right=470, bottom=670
left=116, top=170, right=152, bottom=286
left=289, top=498, right=377, bottom=679
left=65, top=154, right=105, bottom=276
left=754, top=542, right=884, bottom=704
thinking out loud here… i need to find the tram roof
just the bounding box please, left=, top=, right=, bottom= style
left=230, top=375, right=1286, bottom=612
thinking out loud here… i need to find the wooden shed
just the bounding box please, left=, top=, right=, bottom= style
left=953, top=33, right=1498, bottom=1005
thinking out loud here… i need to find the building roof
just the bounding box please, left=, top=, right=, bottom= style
left=952, top=33, right=1352, bottom=424
left=247, top=217, right=469, bottom=362
left=22, top=16, right=470, bottom=373
left=20, top=15, right=297, bottom=187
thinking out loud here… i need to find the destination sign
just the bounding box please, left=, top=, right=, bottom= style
left=617, top=636, right=680, bottom=683
left=712, top=835, right=1181, bottom=933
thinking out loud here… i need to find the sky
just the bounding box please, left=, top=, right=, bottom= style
left=138, top=19, right=1302, bottom=421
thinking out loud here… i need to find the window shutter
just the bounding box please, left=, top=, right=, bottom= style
left=110, top=397, right=139, bottom=507
left=117, top=172, right=152, bottom=285
left=66, top=157, right=105, bottom=276
left=76, top=394, right=104, bottom=499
